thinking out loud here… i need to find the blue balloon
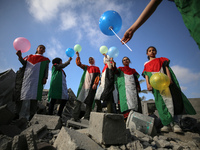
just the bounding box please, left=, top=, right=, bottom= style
left=99, top=10, right=122, bottom=36
left=65, top=48, right=75, bottom=57
left=107, top=46, right=119, bottom=58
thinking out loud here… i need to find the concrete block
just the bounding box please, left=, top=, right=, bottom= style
left=141, top=100, right=157, bottom=116
left=30, top=114, right=62, bottom=130
left=126, top=111, right=156, bottom=136
left=89, top=112, right=127, bottom=145
left=54, top=127, right=104, bottom=150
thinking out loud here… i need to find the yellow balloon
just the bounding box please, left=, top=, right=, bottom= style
left=150, top=73, right=170, bottom=90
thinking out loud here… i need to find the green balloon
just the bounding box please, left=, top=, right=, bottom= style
left=99, top=46, right=108, bottom=54
left=74, top=44, right=82, bottom=52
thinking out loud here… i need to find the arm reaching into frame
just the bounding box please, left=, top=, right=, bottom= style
left=121, top=0, right=162, bottom=44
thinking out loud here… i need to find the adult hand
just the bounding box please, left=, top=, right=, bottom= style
left=121, top=28, right=134, bottom=44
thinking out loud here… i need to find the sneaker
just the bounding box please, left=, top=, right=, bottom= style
left=161, top=125, right=171, bottom=132
left=173, top=124, right=183, bottom=133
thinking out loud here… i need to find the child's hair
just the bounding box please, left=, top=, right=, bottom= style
left=89, top=57, right=94, bottom=61
left=38, top=45, right=46, bottom=50
left=122, top=56, right=131, bottom=64
left=52, top=57, right=62, bottom=64
left=146, top=46, right=157, bottom=60
left=35, top=45, right=46, bottom=54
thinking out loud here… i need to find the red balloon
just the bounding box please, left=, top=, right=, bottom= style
left=13, top=37, right=31, bottom=53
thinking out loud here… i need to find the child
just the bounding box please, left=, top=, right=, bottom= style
left=48, top=57, right=72, bottom=117
left=115, top=56, right=142, bottom=121
left=15, top=45, right=50, bottom=120
left=95, top=54, right=118, bottom=113
left=72, top=52, right=100, bottom=121
left=142, top=46, right=196, bottom=133
left=121, top=0, right=200, bottom=49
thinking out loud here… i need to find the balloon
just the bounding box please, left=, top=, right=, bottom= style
left=99, top=46, right=108, bottom=54
left=150, top=73, right=170, bottom=91
left=107, top=46, right=119, bottom=58
left=65, top=48, right=75, bottom=57
left=99, top=10, right=122, bottom=36
left=13, top=37, right=31, bottom=53
left=74, top=44, right=82, bottom=52
left=160, top=88, right=171, bottom=97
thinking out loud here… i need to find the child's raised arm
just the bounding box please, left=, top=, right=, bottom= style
left=76, top=52, right=85, bottom=69
left=56, top=58, right=72, bottom=69
left=16, top=50, right=26, bottom=65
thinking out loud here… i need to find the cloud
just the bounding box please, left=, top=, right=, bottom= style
left=26, top=0, right=72, bottom=22
left=46, top=38, right=64, bottom=60
left=171, top=65, right=200, bottom=84
left=26, top=0, right=133, bottom=48
left=59, top=11, right=77, bottom=30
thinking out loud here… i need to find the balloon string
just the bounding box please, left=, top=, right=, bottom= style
left=109, top=27, right=132, bottom=52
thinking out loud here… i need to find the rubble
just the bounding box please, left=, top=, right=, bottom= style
left=0, top=69, right=200, bottom=150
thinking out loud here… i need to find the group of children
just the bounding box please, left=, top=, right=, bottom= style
left=14, top=44, right=196, bottom=134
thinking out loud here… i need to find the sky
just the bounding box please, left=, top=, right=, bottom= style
left=1, top=0, right=200, bottom=101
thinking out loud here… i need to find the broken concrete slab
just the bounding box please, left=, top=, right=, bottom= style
left=54, top=127, right=104, bottom=150
left=30, top=114, right=62, bottom=130
left=67, top=119, right=89, bottom=129
left=37, top=142, right=56, bottom=150
left=21, top=124, right=47, bottom=140
left=89, top=112, right=127, bottom=145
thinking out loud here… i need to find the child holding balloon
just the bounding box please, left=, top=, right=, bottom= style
left=72, top=52, right=100, bottom=121
left=15, top=45, right=50, bottom=120
left=48, top=57, right=72, bottom=117
left=95, top=53, right=118, bottom=113
left=142, top=46, right=196, bottom=133
left=115, top=56, right=142, bottom=121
